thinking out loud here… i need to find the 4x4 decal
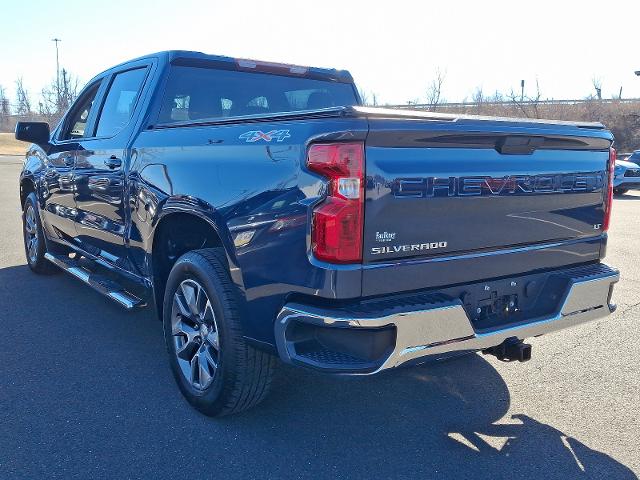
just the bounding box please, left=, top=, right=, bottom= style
left=239, top=129, right=291, bottom=143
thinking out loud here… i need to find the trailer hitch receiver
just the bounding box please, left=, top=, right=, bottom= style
left=483, top=337, right=532, bottom=362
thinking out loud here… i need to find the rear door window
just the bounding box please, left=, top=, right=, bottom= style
left=95, top=68, right=147, bottom=137
left=158, top=66, right=358, bottom=123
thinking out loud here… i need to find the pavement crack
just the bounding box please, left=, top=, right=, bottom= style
left=615, top=300, right=640, bottom=317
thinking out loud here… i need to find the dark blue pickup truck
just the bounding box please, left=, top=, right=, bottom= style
left=16, top=50, right=619, bottom=416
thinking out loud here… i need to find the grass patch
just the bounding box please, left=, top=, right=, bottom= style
left=0, top=133, right=28, bottom=155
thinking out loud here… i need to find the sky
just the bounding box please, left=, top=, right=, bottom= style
left=1, top=0, right=639, bottom=108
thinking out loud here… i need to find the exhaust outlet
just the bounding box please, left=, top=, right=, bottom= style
left=483, top=337, right=532, bottom=362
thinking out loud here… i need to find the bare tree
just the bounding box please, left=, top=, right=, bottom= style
left=57, top=69, right=79, bottom=111
left=39, top=68, right=79, bottom=121
left=15, top=78, right=32, bottom=115
left=39, top=85, right=57, bottom=117
left=0, top=85, right=10, bottom=127
left=357, top=87, right=370, bottom=106
left=425, top=69, right=446, bottom=111
left=357, top=88, right=381, bottom=107
left=613, top=86, right=623, bottom=100
left=592, top=77, right=602, bottom=100
left=528, top=78, right=542, bottom=118
left=507, top=78, right=543, bottom=118
left=490, top=90, right=504, bottom=102
left=471, top=86, right=485, bottom=104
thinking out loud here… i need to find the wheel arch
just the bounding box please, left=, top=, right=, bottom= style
left=20, top=146, right=49, bottom=208
left=20, top=176, right=36, bottom=208
left=149, top=206, right=243, bottom=318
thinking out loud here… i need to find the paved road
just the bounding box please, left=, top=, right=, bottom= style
left=0, top=155, right=638, bottom=479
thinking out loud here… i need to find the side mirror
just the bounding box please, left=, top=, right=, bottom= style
left=15, top=122, right=50, bottom=146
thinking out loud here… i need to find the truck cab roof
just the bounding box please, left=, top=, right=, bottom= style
left=98, top=50, right=354, bottom=84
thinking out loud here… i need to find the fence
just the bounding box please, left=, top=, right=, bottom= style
left=390, top=98, right=640, bottom=110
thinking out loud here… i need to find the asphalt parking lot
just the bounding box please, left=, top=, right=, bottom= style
left=0, top=154, right=638, bottom=479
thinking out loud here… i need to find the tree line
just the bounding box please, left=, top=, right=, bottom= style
left=358, top=70, right=640, bottom=152
left=2, top=68, right=638, bottom=151
left=0, top=69, right=79, bottom=129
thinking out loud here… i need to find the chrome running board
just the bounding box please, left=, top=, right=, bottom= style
left=44, top=253, right=144, bottom=310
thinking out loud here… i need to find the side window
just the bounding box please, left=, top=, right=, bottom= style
left=95, top=68, right=147, bottom=137
left=60, top=82, right=101, bottom=140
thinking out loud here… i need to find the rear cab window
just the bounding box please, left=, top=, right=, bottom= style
left=158, top=63, right=358, bottom=123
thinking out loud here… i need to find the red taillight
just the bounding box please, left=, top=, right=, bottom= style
left=603, top=147, right=616, bottom=232
left=307, top=143, right=364, bottom=263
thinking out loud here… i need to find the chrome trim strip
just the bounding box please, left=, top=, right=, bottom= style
left=228, top=220, right=274, bottom=232
left=363, top=236, right=603, bottom=270
left=275, top=264, right=619, bottom=374
left=67, top=267, right=91, bottom=283
left=108, top=291, right=137, bottom=310
left=99, top=250, right=119, bottom=263
left=95, top=259, right=112, bottom=269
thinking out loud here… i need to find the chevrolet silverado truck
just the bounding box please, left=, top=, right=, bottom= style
left=16, top=51, right=619, bottom=416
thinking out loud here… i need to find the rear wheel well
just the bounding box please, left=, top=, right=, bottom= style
left=152, top=213, right=224, bottom=316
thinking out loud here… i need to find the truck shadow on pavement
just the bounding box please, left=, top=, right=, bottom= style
left=0, top=264, right=636, bottom=479
left=256, top=361, right=637, bottom=479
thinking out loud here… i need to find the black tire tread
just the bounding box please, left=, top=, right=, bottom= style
left=178, top=248, right=276, bottom=416
left=23, top=194, right=59, bottom=275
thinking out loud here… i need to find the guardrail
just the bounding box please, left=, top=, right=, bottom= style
left=389, top=98, right=640, bottom=109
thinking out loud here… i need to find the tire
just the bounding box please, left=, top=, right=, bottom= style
left=614, top=188, right=628, bottom=195
left=162, top=248, right=276, bottom=416
left=22, top=193, right=58, bottom=274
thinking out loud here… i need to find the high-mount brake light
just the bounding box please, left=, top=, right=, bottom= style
left=307, top=143, right=364, bottom=264
left=235, top=58, right=308, bottom=75
left=603, top=147, right=616, bottom=232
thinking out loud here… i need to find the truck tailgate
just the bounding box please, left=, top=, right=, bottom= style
left=363, top=118, right=612, bottom=265
left=355, top=112, right=614, bottom=297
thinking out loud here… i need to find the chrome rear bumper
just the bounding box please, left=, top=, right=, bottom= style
left=275, top=263, right=619, bottom=373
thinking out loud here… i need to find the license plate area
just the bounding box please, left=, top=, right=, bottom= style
left=460, top=273, right=568, bottom=331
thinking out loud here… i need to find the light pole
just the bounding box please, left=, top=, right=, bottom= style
left=52, top=38, right=61, bottom=97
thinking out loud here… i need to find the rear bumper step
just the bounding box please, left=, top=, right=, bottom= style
left=44, top=253, right=144, bottom=310
left=275, top=263, right=619, bottom=373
